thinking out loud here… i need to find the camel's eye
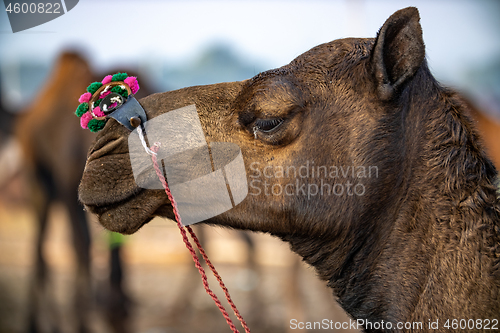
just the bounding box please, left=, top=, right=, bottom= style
left=253, top=117, right=284, bottom=133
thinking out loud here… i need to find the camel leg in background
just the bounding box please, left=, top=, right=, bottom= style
left=103, top=233, right=132, bottom=333
left=64, top=194, right=92, bottom=333
left=27, top=166, right=60, bottom=333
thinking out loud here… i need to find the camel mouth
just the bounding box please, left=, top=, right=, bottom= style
left=79, top=125, right=174, bottom=234
left=82, top=187, right=173, bottom=234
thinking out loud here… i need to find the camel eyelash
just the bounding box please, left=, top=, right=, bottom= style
left=254, top=117, right=284, bottom=133
left=251, top=117, right=285, bottom=140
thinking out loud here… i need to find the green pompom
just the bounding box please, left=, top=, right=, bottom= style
left=111, top=85, right=129, bottom=98
left=75, top=103, right=89, bottom=117
left=94, top=98, right=103, bottom=108
left=88, top=119, right=107, bottom=133
left=87, top=82, right=103, bottom=94
left=111, top=73, right=128, bottom=82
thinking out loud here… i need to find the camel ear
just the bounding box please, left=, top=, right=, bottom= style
left=371, top=7, right=425, bottom=101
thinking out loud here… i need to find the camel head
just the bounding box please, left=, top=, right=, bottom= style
left=79, top=7, right=426, bottom=236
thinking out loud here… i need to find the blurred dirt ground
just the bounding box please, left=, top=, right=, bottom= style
left=0, top=172, right=359, bottom=333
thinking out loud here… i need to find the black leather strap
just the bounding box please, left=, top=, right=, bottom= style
left=107, top=97, right=148, bottom=131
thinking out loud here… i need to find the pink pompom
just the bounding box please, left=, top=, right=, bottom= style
left=102, top=75, right=112, bottom=84
left=79, top=92, right=92, bottom=104
left=124, top=76, right=139, bottom=94
left=93, top=106, right=105, bottom=117
left=80, top=112, right=92, bottom=129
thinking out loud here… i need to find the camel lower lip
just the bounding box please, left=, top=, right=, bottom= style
left=85, top=201, right=119, bottom=215
left=84, top=193, right=152, bottom=234
left=81, top=186, right=170, bottom=235
left=83, top=191, right=139, bottom=219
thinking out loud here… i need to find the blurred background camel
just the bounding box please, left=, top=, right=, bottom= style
left=13, top=51, right=131, bottom=333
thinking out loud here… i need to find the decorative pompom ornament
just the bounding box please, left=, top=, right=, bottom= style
left=75, top=103, right=89, bottom=117
left=111, top=85, right=129, bottom=98
left=94, top=98, right=103, bottom=108
left=75, top=73, right=140, bottom=132
left=124, top=77, right=139, bottom=95
left=102, top=75, right=113, bottom=85
left=88, top=119, right=107, bottom=133
left=112, top=73, right=128, bottom=82
left=79, top=92, right=92, bottom=104
left=93, top=106, right=105, bottom=118
left=87, top=82, right=103, bottom=94
left=111, top=73, right=128, bottom=82
left=80, top=111, right=93, bottom=129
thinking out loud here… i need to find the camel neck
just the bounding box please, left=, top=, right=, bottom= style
left=283, top=184, right=500, bottom=330
left=279, top=82, right=500, bottom=329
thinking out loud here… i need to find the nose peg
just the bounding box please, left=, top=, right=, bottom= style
left=130, top=116, right=142, bottom=128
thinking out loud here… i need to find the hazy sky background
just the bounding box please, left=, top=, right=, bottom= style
left=0, top=0, right=499, bottom=110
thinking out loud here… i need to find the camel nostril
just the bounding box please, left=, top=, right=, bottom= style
left=88, top=136, right=126, bottom=162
